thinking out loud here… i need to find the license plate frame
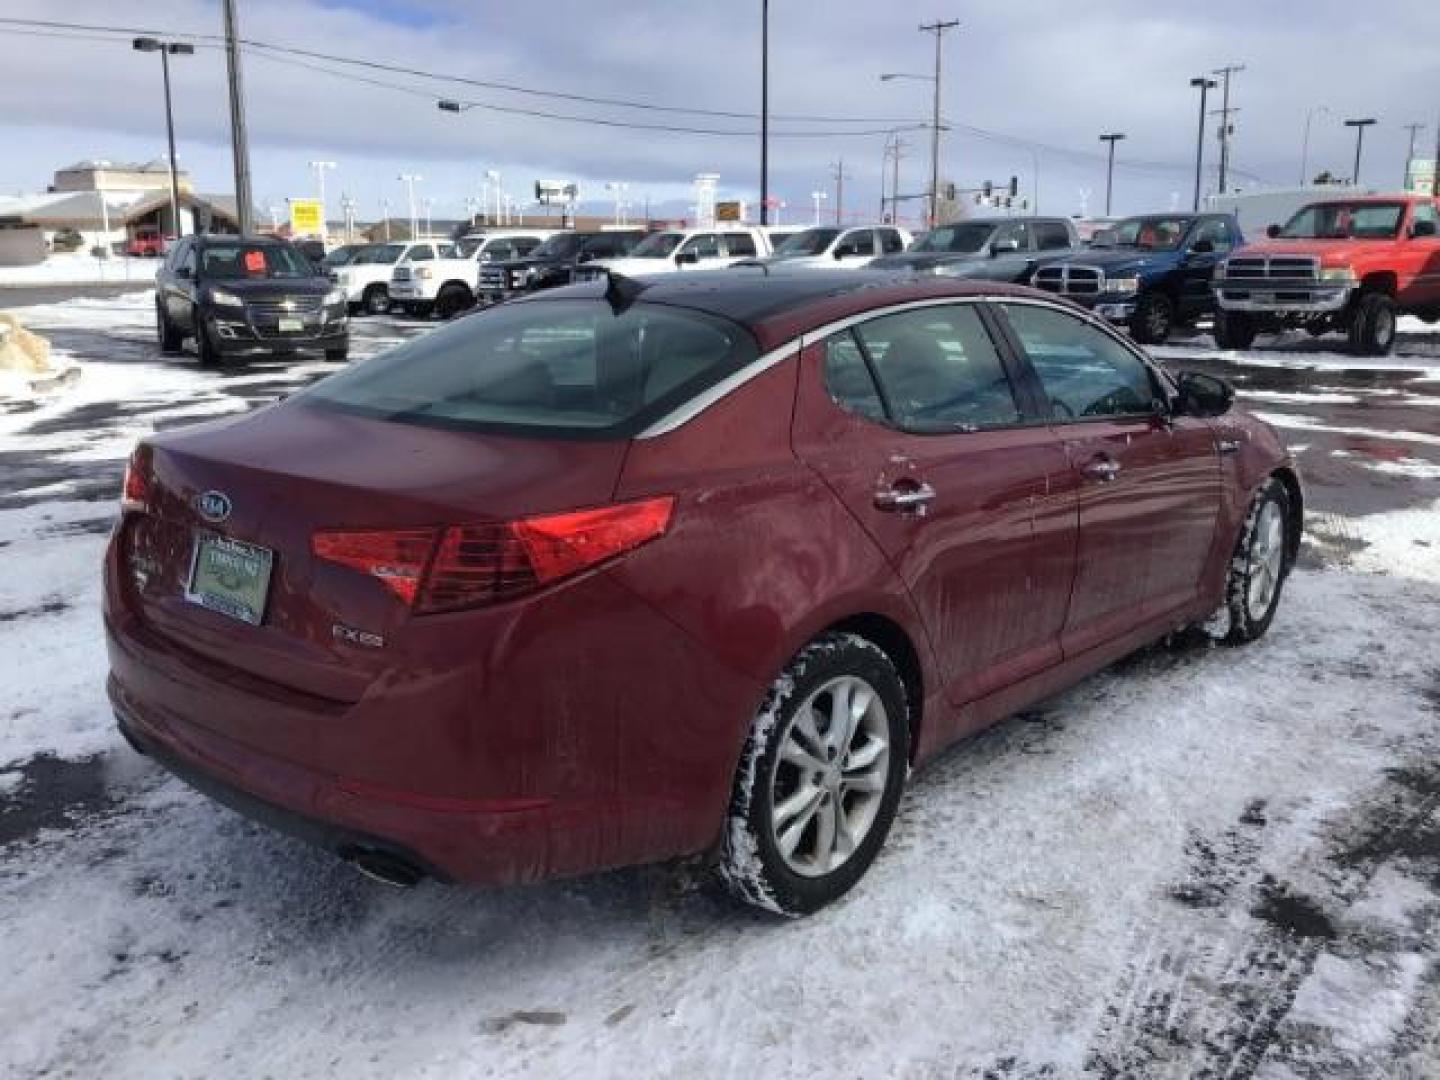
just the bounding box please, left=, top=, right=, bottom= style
left=185, top=532, right=274, bottom=626
left=277, top=316, right=305, bottom=333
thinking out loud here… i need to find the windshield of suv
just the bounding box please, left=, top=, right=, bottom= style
left=910, top=223, right=995, bottom=253
left=301, top=299, right=757, bottom=437
left=352, top=243, right=407, bottom=265
left=1279, top=202, right=1406, bottom=239
left=529, top=233, right=583, bottom=260
left=201, top=243, right=313, bottom=279
left=321, top=244, right=365, bottom=268
left=1106, top=216, right=1193, bottom=251
left=630, top=232, right=684, bottom=258
left=775, top=228, right=840, bottom=256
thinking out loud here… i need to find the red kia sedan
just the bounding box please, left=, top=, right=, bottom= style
left=105, top=271, right=1301, bottom=914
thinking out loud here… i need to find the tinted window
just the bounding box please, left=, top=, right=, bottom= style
left=514, top=238, right=543, bottom=256
left=776, top=228, right=841, bottom=255
left=1033, top=222, right=1072, bottom=250
left=1110, top=216, right=1193, bottom=251
left=911, top=222, right=994, bottom=253
left=1411, top=202, right=1438, bottom=234
left=1191, top=218, right=1234, bottom=251
left=879, top=229, right=905, bottom=253
left=724, top=233, right=757, bottom=257
left=682, top=234, right=721, bottom=258
left=839, top=230, right=875, bottom=256
left=992, top=222, right=1030, bottom=250
left=1002, top=304, right=1159, bottom=419
left=854, top=305, right=1020, bottom=432
left=482, top=241, right=516, bottom=262
left=822, top=333, right=886, bottom=422
left=408, top=246, right=434, bottom=262
left=1280, top=202, right=1405, bottom=239
left=301, top=300, right=755, bottom=438
left=200, top=243, right=310, bottom=279
left=585, top=234, right=627, bottom=257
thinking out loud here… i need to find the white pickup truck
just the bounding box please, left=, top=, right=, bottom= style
left=331, top=239, right=455, bottom=316
left=389, top=230, right=555, bottom=318
left=574, top=227, right=774, bottom=280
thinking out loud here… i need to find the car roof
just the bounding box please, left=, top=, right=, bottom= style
left=520, top=268, right=1043, bottom=351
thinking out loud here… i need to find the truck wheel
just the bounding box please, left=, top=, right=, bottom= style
left=1130, top=292, right=1174, bottom=344
left=362, top=284, right=390, bottom=316
left=1348, top=293, right=1398, bottom=356
left=434, top=284, right=473, bottom=320
left=1213, top=310, right=1258, bottom=350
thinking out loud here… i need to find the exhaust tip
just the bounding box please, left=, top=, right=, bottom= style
left=341, top=845, right=426, bottom=888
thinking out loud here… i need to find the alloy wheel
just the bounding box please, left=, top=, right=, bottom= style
left=1246, top=499, right=1285, bottom=619
left=768, top=675, right=890, bottom=878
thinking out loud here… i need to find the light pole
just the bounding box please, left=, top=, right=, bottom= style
left=485, top=169, right=501, bottom=227
left=1402, top=122, right=1426, bottom=190
left=1190, top=76, right=1218, bottom=211
left=605, top=182, right=630, bottom=227
left=882, top=19, right=959, bottom=229
left=398, top=174, right=422, bottom=238
left=1300, top=105, right=1330, bottom=185
left=131, top=37, right=193, bottom=239
left=421, top=197, right=433, bottom=238
left=380, top=197, right=391, bottom=242
left=340, top=194, right=356, bottom=243
left=759, top=0, right=769, bottom=226
left=1211, top=64, right=1245, bottom=194
left=1344, top=118, right=1377, bottom=184
left=829, top=160, right=848, bottom=226
left=308, top=160, right=336, bottom=241
left=810, top=190, right=828, bottom=226
left=1099, top=133, right=1125, bottom=216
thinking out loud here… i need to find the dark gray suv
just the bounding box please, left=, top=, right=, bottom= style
left=870, top=217, right=1079, bottom=284
left=155, top=235, right=349, bottom=366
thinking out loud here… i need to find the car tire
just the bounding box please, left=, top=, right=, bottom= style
left=434, top=285, right=472, bottom=320
left=1213, top=310, right=1258, bottom=350
left=719, top=632, right=909, bottom=916
left=193, top=310, right=221, bottom=367
left=156, top=304, right=184, bottom=355
left=1347, top=292, right=1398, bottom=357
left=362, top=285, right=390, bottom=316
left=1129, top=291, right=1175, bottom=344
left=1206, top=477, right=1292, bottom=646
left=325, top=347, right=349, bottom=363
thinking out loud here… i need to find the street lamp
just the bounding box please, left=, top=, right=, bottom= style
left=810, top=190, right=828, bottom=226
left=1190, top=76, right=1218, bottom=211
left=308, top=160, right=336, bottom=242
left=132, top=36, right=194, bottom=239
left=1300, top=105, right=1330, bottom=185
left=1344, top=118, right=1377, bottom=185
left=1099, top=133, right=1126, bottom=216
left=397, top=174, right=423, bottom=238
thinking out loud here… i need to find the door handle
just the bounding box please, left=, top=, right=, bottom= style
left=1081, top=456, right=1121, bottom=483
left=874, top=481, right=937, bottom=513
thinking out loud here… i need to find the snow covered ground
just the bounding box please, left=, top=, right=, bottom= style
left=2, top=291, right=1439, bottom=1078
left=0, top=254, right=160, bottom=288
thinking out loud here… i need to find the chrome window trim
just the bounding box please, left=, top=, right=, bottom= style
left=638, top=293, right=1134, bottom=439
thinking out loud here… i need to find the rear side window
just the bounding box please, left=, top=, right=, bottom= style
left=301, top=299, right=757, bottom=438
left=853, top=305, right=1021, bottom=432
left=409, top=246, right=434, bottom=262
left=1000, top=303, right=1159, bottom=419
left=1034, top=222, right=1072, bottom=250
left=724, top=233, right=757, bottom=257
left=822, top=333, right=886, bottom=422
left=878, top=229, right=905, bottom=253
left=839, top=230, right=875, bottom=256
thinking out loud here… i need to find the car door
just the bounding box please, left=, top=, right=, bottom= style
left=166, top=240, right=198, bottom=330
left=1178, top=218, right=1235, bottom=316
left=1399, top=200, right=1440, bottom=308
left=992, top=300, right=1222, bottom=656
left=721, top=232, right=758, bottom=262
left=832, top=229, right=877, bottom=267
left=792, top=301, right=1077, bottom=710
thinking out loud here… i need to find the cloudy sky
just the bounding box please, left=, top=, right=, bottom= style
left=0, top=0, right=1435, bottom=227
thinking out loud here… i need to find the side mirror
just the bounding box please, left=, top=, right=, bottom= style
left=1190, top=238, right=1215, bottom=255
left=991, top=239, right=1020, bottom=256
left=675, top=250, right=699, bottom=265
left=1412, top=219, right=1437, bottom=238
left=1174, top=371, right=1234, bottom=418
left=833, top=246, right=852, bottom=259
left=1266, top=224, right=1282, bottom=239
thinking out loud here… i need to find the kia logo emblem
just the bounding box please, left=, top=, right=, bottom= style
left=195, top=490, right=232, bottom=523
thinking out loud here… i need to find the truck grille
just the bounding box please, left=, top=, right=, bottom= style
left=1032, top=265, right=1104, bottom=296
left=392, top=267, right=413, bottom=283
left=478, top=267, right=507, bottom=289
left=1223, top=255, right=1320, bottom=281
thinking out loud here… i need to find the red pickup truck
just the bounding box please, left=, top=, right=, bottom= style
left=1212, top=194, right=1440, bottom=355
left=125, top=229, right=168, bottom=258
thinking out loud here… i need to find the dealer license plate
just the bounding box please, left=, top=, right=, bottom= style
left=278, top=317, right=304, bottom=333
left=185, top=533, right=274, bottom=625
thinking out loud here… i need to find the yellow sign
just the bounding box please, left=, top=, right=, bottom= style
left=716, top=200, right=743, bottom=222
left=289, top=198, right=324, bottom=236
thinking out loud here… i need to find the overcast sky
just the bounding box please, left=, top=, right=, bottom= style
left=0, top=0, right=1436, bottom=227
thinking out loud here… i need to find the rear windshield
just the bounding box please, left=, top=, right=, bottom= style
left=300, top=298, right=757, bottom=438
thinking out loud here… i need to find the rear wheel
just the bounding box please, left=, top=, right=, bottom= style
left=1207, top=477, right=1292, bottom=645
left=1348, top=292, right=1398, bottom=356
left=362, top=284, right=390, bottom=316
left=324, top=346, right=349, bottom=363
left=1213, top=310, right=1258, bottom=350
left=719, top=632, right=909, bottom=916
left=156, top=303, right=183, bottom=354
left=1130, top=291, right=1174, bottom=344
left=434, top=284, right=472, bottom=320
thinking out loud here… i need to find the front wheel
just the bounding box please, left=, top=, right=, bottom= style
left=1213, top=310, right=1258, bottom=350
left=1129, top=291, right=1175, bottom=345
left=193, top=311, right=221, bottom=367
left=434, top=284, right=472, bottom=320
left=719, top=632, right=909, bottom=916
left=1348, top=293, right=1398, bottom=356
left=324, top=346, right=349, bottom=363
left=1207, top=477, right=1292, bottom=645
left=156, top=304, right=183, bottom=354
left=362, top=285, right=390, bottom=316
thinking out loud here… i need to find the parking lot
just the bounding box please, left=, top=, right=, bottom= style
left=2, top=288, right=1439, bottom=1079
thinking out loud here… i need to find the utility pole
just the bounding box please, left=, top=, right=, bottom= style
left=829, top=160, right=848, bottom=226
left=1401, top=122, right=1426, bottom=190
left=759, top=0, right=769, bottom=226
left=380, top=197, right=391, bottom=241
left=1344, top=118, right=1377, bottom=184
left=309, top=160, right=335, bottom=242
left=920, top=20, right=960, bottom=229
left=398, top=174, right=422, bottom=238
left=1300, top=105, right=1330, bottom=186
left=221, top=0, right=253, bottom=233
left=1211, top=64, right=1245, bottom=194
left=1099, top=132, right=1125, bottom=216
left=1189, top=76, right=1217, bottom=211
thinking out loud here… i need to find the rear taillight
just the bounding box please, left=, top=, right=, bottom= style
left=311, top=496, right=674, bottom=614
left=120, top=444, right=152, bottom=513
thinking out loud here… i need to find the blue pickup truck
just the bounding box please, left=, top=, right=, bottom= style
left=1028, top=212, right=1244, bottom=343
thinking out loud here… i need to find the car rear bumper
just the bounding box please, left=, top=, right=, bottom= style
left=1213, top=283, right=1352, bottom=314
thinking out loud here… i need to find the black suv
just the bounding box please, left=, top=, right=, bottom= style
left=869, top=217, right=1079, bottom=283
left=155, top=234, right=349, bottom=366
left=477, top=230, right=646, bottom=303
